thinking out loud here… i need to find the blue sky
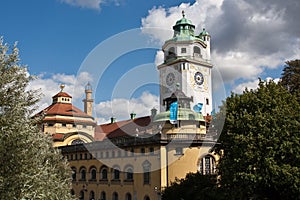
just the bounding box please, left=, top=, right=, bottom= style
left=1, top=0, right=299, bottom=123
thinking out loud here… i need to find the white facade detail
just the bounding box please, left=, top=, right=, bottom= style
left=157, top=14, right=213, bottom=115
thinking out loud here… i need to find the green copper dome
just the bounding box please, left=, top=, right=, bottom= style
left=199, top=28, right=210, bottom=36
left=175, top=16, right=194, bottom=26
left=154, top=108, right=205, bottom=122
left=172, top=11, right=196, bottom=40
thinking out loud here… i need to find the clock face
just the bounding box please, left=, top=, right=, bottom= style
left=194, top=72, right=204, bottom=85
left=166, top=72, right=175, bottom=86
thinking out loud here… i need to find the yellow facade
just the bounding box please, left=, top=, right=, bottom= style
left=60, top=126, right=219, bottom=200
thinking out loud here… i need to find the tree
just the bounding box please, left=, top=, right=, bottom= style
left=0, top=38, right=74, bottom=199
left=280, top=59, right=300, bottom=101
left=214, top=80, right=300, bottom=199
left=162, top=173, right=224, bottom=200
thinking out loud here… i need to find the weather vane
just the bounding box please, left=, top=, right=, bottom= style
left=60, top=84, right=65, bottom=92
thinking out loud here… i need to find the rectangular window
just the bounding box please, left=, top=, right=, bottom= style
left=205, top=157, right=211, bottom=174
left=141, top=148, right=145, bottom=155
left=206, top=98, right=209, bottom=105
left=130, top=148, right=134, bottom=156
left=114, top=169, right=120, bottom=180
left=175, top=147, right=183, bottom=155
left=181, top=48, right=186, bottom=53
left=149, top=147, right=154, bottom=155
left=143, top=172, right=150, bottom=184
left=199, top=159, right=203, bottom=174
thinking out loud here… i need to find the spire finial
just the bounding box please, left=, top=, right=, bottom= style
left=182, top=10, right=185, bottom=18
left=85, top=82, right=92, bottom=91
left=60, top=84, right=65, bottom=92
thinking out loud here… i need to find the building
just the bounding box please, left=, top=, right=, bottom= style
left=36, top=84, right=96, bottom=147
left=38, top=12, right=219, bottom=200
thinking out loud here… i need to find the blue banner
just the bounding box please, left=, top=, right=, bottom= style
left=170, top=101, right=178, bottom=124
left=193, top=103, right=203, bottom=113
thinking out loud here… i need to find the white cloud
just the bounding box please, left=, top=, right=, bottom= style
left=28, top=71, right=159, bottom=125
left=141, top=0, right=300, bottom=88
left=141, top=0, right=223, bottom=43
left=95, top=91, right=159, bottom=123
left=155, top=50, right=164, bottom=66
left=60, top=0, right=122, bottom=10
left=60, top=0, right=102, bottom=10
left=28, top=72, right=93, bottom=110
left=232, top=77, right=280, bottom=94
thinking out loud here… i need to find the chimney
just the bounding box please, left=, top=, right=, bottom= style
left=110, top=117, right=116, bottom=124
left=130, top=112, right=136, bottom=120
left=151, top=108, right=157, bottom=117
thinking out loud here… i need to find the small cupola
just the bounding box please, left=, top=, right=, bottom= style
left=173, top=11, right=195, bottom=38
left=199, top=28, right=210, bottom=42
left=52, top=84, right=72, bottom=104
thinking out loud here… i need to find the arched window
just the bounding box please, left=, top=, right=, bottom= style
left=142, top=160, right=151, bottom=184
left=100, top=191, right=106, bottom=200
left=71, top=139, right=84, bottom=145
left=90, top=167, right=97, bottom=181
left=79, top=190, right=84, bottom=200
left=125, top=168, right=133, bottom=181
left=80, top=167, right=86, bottom=181
left=125, top=193, right=132, bottom=200
left=199, top=155, right=216, bottom=175
left=166, top=47, right=176, bottom=60
left=71, top=167, right=76, bottom=181
left=100, top=167, right=108, bottom=180
left=168, top=47, right=175, bottom=56
left=89, top=191, right=95, bottom=200
left=144, top=195, right=150, bottom=200
left=112, top=192, right=118, bottom=200
left=193, top=46, right=201, bottom=56
left=113, top=168, right=120, bottom=180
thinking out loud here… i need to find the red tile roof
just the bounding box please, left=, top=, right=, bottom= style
left=37, top=103, right=93, bottom=119
left=52, top=92, right=72, bottom=98
left=52, top=133, right=64, bottom=140
left=94, top=116, right=152, bottom=140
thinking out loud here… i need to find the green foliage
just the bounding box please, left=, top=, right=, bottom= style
left=214, top=80, right=300, bottom=199
left=0, top=38, right=74, bottom=200
left=162, top=173, right=224, bottom=200
left=280, top=59, right=300, bottom=102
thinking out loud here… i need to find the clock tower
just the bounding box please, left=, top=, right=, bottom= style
left=158, top=11, right=213, bottom=115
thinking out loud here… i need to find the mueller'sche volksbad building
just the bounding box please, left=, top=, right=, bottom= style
left=38, top=12, right=219, bottom=200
